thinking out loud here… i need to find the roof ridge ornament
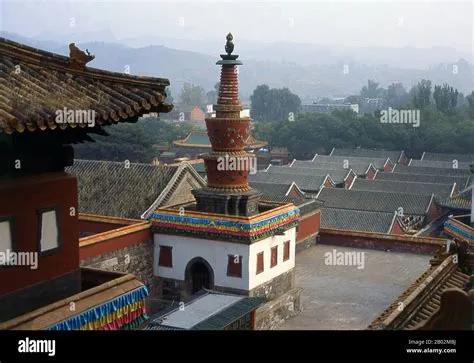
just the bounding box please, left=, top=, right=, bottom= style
left=69, top=43, right=95, bottom=69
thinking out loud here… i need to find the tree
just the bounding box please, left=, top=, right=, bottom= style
left=165, top=87, right=174, bottom=104
left=178, top=82, right=206, bottom=109
left=385, top=83, right=409, bottom=108
left=73, top=119, right=195, bottom=163
left=411, top=80, right=432, bottom=109
left=250, top=85, right=301, bottom=122
left=360, top=79, right=384, bottom=98
left=206, top=82, right=220, bottom=105
left=433, top=83, right=459, bottom=115
left=467, top=91, right=474, bottom=119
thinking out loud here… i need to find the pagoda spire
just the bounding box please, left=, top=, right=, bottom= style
left=192, top=33, right=261, bottom=216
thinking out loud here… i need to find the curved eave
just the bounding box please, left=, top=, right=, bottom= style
left=0, top=37, right=173, bottom=135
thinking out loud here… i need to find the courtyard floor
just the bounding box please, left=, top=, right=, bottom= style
left=278, top=245, right=431, bottom=330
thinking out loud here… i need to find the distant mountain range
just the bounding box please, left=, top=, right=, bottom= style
left=2, top=31, right=473, bottom=100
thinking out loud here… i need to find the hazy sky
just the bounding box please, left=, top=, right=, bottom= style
left=1, top=0, right=473, bottom=53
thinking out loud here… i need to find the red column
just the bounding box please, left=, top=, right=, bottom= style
left=251, top=310, right=257, bottom=330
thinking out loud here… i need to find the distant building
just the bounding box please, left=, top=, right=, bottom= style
left=361, top=98, right=386, bottom=114
left=301, top=103, right=359, bottom=114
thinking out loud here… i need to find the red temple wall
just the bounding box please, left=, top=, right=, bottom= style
left=0, top=173, right=79, bottom=296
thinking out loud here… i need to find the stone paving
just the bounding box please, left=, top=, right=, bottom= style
left=278, top=245, right=431, bottom=330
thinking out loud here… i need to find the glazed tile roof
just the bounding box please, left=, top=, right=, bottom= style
left=393, top=165, right=471, bottom=177
left=313, top=155, right=392, bottom=169
left=437, top=188, right=472, bottom=211
left=66, top=159, right=181, bottom=219
left=421, top=152, right=473, bottom=163
left=351, top=179, right=455, bottom=199
left=0, top=37, right=172, bottom=136
left=330, top=147, right=404, bottom=163
left=145, top=290, right=265, bottom=330
left=266, top=165, right=354, bottom=185
left=321, top=207, right=398, bottom=233
left=367, top=256, right=470, bottom=330
left=291, top=160, right=374, bottom=176
left=316, top=187, right=433, bottom=215
left=409, top=159, right=471, bottom=170
left=249, top=171, right=333, bottom=192
left=375, top=172, right=471, bottom=189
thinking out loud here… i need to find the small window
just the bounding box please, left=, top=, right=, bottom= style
left=0, top=216, right=14, bottom=266
left=270, top=246, right=278, bottom=268
left=159, top=246, right=173, bottom=267
left=38, top=208, right=60, bottom=255
left=227, top=254, right=242, bottom=278
left=283, top=241, right=290, bottom=261
left=256, top=252, right=264, bottom=274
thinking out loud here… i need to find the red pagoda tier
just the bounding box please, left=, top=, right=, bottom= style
left=192, top=34, right=262, bottom=216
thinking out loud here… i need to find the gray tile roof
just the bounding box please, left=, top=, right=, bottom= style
left=250, top=181, right=294, bottom=197
left=321, top=207, right=397, bottom=233
left=249, top=171, right=332, bottom=192
left=145, top=290, right=265, bottom=330
left=351, top=179, right=455, bottom=199
left=313, top=155, right=392, bottom=169
left=330, top=148, right=404, bottom=163
left=393, top=165, right=471, bottom=177
left=375, top=172, right=471, bottom=189
left=421, top=152, right=473, bottom=163
left=291, top=160, right=372, bottom=176
left=266, top=165, right=354, bottom=185
left=66, top=159, right=179, bottom=219
left=316, top=187, right=433, bottom=215
left=409, top=159, right=471, bottom=170
left=249, top=181, right=312, bottom=207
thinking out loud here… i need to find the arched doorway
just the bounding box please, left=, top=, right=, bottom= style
left=184, top=257, right=214, bottom=295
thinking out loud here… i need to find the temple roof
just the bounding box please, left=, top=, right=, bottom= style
left=0, top=37, right=172, bottom=136
left=375, top=172, right=471, bottom=189
left=249, top=181, right=308, bottom=205
left=291, top=160, right=375, bottom=176
left=351, top=179, right=455, bottom=200
left=173, top=130, right=268, bottom=149
left=266, top=165, right=355, bottom=185
left=409, top=159, right=471, bottom=169
left=249, top=171, right=334, bottom=192
left=330, top=147, right=405, bottom=163
left=367, top=255, right=470, bottom=330
left=316, top=188, right=434, bottom=215
left=145, top=290, right=264, bottom=330
left=437, top=188, right=472, bottom=211
left=312, top=154, right=392, bottom=169
left=421, top=152, right=473, bottom=163
left=66, top=159, right=205, bottom=219
left=321, top=207, right=399, bottom=234
left=393, top=165, right=471, bottom=177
